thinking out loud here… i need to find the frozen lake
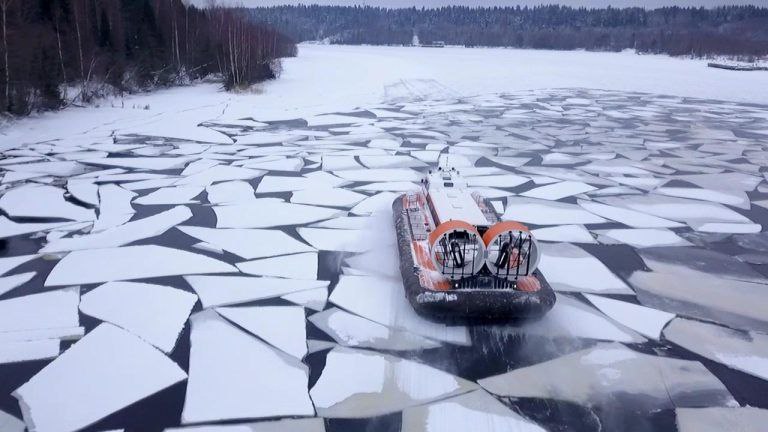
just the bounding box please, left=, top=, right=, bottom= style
left=0, top=45, right=767, bottom=431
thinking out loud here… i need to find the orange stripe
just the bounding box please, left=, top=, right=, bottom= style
left=482, top=221, right=530, bottom=246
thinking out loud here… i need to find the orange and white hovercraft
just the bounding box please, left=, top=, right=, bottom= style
left=393, top=161, right=555, bottom=321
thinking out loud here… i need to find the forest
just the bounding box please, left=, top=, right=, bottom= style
left=248, top=5, right=768, bottom=58
left=0, top=0, right=296, bottom=115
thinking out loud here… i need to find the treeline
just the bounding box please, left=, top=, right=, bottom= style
left=0, top=0, right=296, bottom=115
left=248, top=5, right=768, bottom=57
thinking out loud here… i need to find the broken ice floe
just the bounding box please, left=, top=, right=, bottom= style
left=584, top=294, right=674, bottom=340
left=181, top=310, right=313, bottom=424
left=401, top=390, right=546, bottom=432
left=281, top=287, right=328, bottom=311
left=538, top=243, right=633, bottom=294
left=290, top=187, right=367, bottom=207
left=479, top=343, right=736, bottom=411
left=165, top=417, right=325, bottom=432
left=134, top=186, right=204, bottom=205
left=0, top=287, right=79, bottom=334
left=0, top=272, right=36, bottom=297
left=530, top=225, right=595, bottom=244
left=205, top=180, right=256, bottom=205
left=0, top=339, right=60, bottom=364
left=41, top=206, right=191, bottom=253
left=502, top=294, right=644, bottom=343
left=0, top=184, right=95, bottom=221
left=45, top=245, right=236, bottom=286
left=503, top=198, right=607, bottom=225
left=92, top=184, right=137, bottom=232
left=664, top=318, right=768, bottom=381
left=178, top=226, right=314, bottom=259
left=577, top=199, right=683, bottom=228
left=79, top=281, right=197, bottom=353
left=310, top=346, right=476, bottom=418
left=217, top=305, right=307, bottom=359
left=297, top=228, right=368, bottom=253
left=329, top=275, right=469, bottom=345
left=237, top=253, right=318, bottom=280
left=13, top=323, right=187, bottom=432
left=676, top=407, right=768, bottom=432
left=213, top=201, right=343, bottom=228
left=186, top=275, right=329, bottom=308
left=309, top=307, right=441, bottom=351
left=0, top=410, right=24, bottom=432
left=0, top=217, right=76, bottom=240
left=594, top=228, right=691, bottom=248
left=521, top=181, right=596, bottom=201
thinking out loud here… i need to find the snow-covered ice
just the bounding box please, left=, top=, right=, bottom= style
left=186, top=275, right=329, bottom=308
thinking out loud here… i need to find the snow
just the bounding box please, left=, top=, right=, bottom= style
left=310, top=347, right=476, bottom=418
left=538, top=243, right=634, bottom=294
left=45, top=245, right=236, bottom=286
left=178, top=226, right=315, bottom=259
left=186, top=275, right=329, bottom=308
left=402, top=390, right=546, bottom=432
left=329, top=275, right=469, bottom=345
left=41, top=206, right=191, bottom=253
left=237, top=253, right=318, bottom=280
left=584, top=294, right=675, bottom=340
left=217, top=306, right=307, bottom=359
left=181, top=310, right=313, bottom=424
left=479, top=342, right=736, bottom=410
left=79, top=281, right=197, bottom=353
left=13, top=323, right=187, bottom=432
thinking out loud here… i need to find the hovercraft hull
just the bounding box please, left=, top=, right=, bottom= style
left=393, top=194, right=556, bottom=322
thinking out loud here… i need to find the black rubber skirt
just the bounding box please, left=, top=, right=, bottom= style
left=393, top=196, right=556, bottom=323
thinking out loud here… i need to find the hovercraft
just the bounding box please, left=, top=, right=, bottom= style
left=393, top=163, right=556, bottom=322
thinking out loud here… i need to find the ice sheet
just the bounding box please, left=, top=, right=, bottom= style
left=538, top=243, right=633, bottom=294
left=206, top=181, right=256, bottom=204
left=584, top=294, right=674, bottom=340
left=0, top=254, right=37, bottom=276
left=186, top=275, right=329, bottom=308
left=79, top=281, right=197, bottom=353
left=134, top=186, right=204, bottom=205
left=291, top=188, right=367, bottom=207
left=13, top=323, right=187, bottom=432
left=45, top=245, right=236, bottom=286
left=297, top=228, right=368, bottom=253
left=503, top=198, right=607, bottom=225
left=0, top=410, right=24, bottom=432
left=594, top=228, right=692, bottom=248
left=237, top=253, right=317, bottom=280
left=0, top=272, right=36, bottom=297
left=676, top=407, right=768, bottom=432
left=181, top=310, right=313, bottom=424
left=281, top=287, right=328, bottom=311
left=165, top=418, right=325, bottom=432
left=178, top=226, right=315, bottom=259
left=217, top=306, right=307, bottom=359
left=93, top=184, right=137, bottom=232
left=479, top=342, right=736, bottom=410
left=213, top=201, right=343, bottom=228
left=42, top=206, right=191, bottom=253
left=521, top=181, right=597, bottom=201
left=309, top=307, right=441, bottom=351
left=0, top=339, right=60, bottom=364
left=578, top=199, right=684, bottom=228
left=0, top=217, right=76, bottom=239
left=311, top=347, right=476, bottom=418
left=329, top=275, right=469, bottom=345
left=0, top=287, right=79, bottom=333
left=664, top=318, right=768, bottom=381
left=530, top=225, right=595, bottom=243
left=0, top=184, right=95, bottom=221
left=401, top=390, right=546, bottom=432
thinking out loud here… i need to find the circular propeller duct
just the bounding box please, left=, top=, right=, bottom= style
left=482, top=221, right=541, bottom=281
left=428, top=221, right=486, bottom=281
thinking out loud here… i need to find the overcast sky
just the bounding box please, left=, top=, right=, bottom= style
left=191, top=0, right=768, bottom=8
